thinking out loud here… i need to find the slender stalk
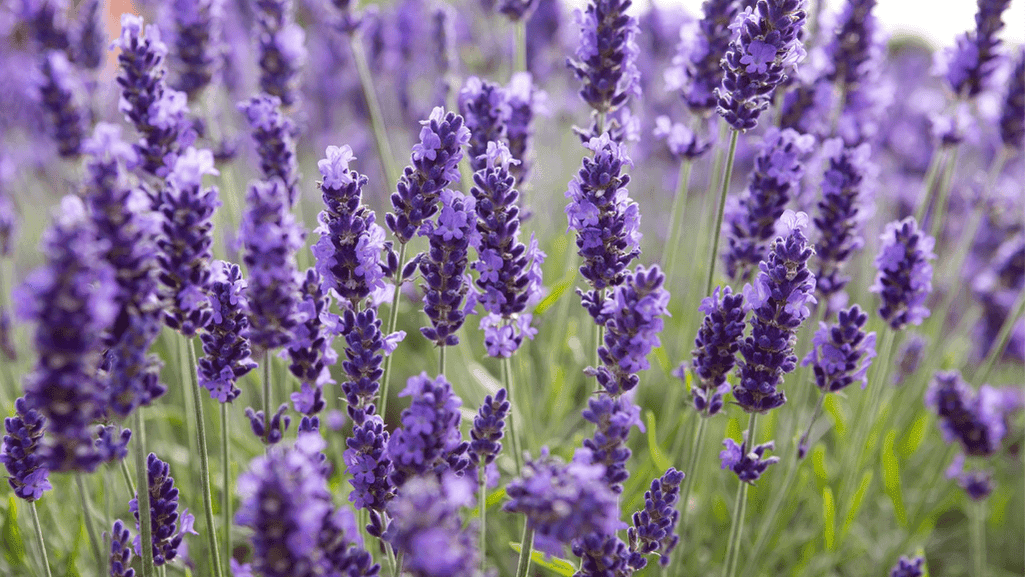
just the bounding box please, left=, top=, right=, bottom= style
left=663, top=159, right=694, bottom=292
left=134, top=409, right=155, bottom=577
left=439, top=345, right=447, bottom=376
left=593, top=321, right=603, bottom=370
left=515, top=522, right=535, bottom=577
left=976, top=288, right=1025, bottom=385
left=478, top=466, right=487, bottom=573
left=514, top=21, right=527, bottom=75
left=75, top=474, right=103, bottom=568
left=503, top=355, right=523, bottom=472
left=184, top=336, right=224, bottom=577
left=740, top=447, right=802, bottom=577
left=677, top=415, right=708, bottom=525
left=119, top=458, right=136, bottom=497
left=722, top=414, right=757, bottom=577
left=349, top=33, right=399, bottom=188
left=30, top=502, right=53, bottom=577
left=914, top=148, right=947, bottom=224
left=928, top=145, right=959, bottom=240
left=263, top=351, right=272, bottom=444
left=704, top=130, right=740, bottom=298
left=221, top=402, right=232, bottom=576
left=972, top=500, right=986, bottom=577
left=597, top=112, right=607, bottom=136
left=796, top=392, right=827, bottom=459
left=380, top=243, right=409, bottom=420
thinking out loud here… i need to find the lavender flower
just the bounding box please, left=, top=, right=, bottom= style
left=813, top=140, right=872, bottom=304
left=469, top=388, right=509, bottom=469
left=565, top=133, right=641, bottom=321
left=24, top=0, right=71, bottom=53
left=0, top=186, right=15, bottom=258
left=822, top=0, right=880, bottom=91
left=313, top=145, right=392, bottom=304
left=386, top=373, right=469, bottom=488
left=503, top=450, right=622, bottom=544
left=628, top=468, right=684, bottom=567
left=344, top=413, right=394, bottom=511
left=471, top=142, right=545, bottom=357
left=197, top=261, right=257, bottom=402
left=667, top=0, right=741, bottom=113
left=999, top=49, right=1024, bottom=150
left=925, top=371, right=1009, bottom=457
left=431, top=6, right=455, bottom=106
left=723, top=127, right=815, bottom=282
left=339, top=308, right=390, bottom=419
left=686, top=285, right=746, bottom=415
left=945, top=454, right=994, bottom=500
left=156, top=147, right=220, bottom=337
left=17, top=197, right=117, bottom=472
left=506, top=72, right=542, bottom=183
left=938, top=0, right=1012, bottom=98
left=458, top=77, right=510, bottom=173
left=287, top=269, right=337, bottom=396
left=892, top=333, right=926, bottom=386
left=419, top=189, right=477, bottom=347
left=653, top=116, right=713, bottom=160
left=246, top=404, right=292, bottom=445
left=574, top=534, right=647, bottom=576
left=328, top=0, right=364, bottom=34
left=75, top=0, right=105, bottom=70
left=319, top=506, right=381, bottom=577
left=720, top=438, right=779, bottom=483
left=567, top=0, right=641, bottom=117
left=716, top=0, right=808, bottom=131
left=112, top=15, right=191, bottom=176
left=171, top=0, right=222, bottom=97
left=383, top=474, right=480, bottom=577
left=734, top=211, right=817, bottom=413
left=108, top=520, right=137, bottom=577
left=870, top=217, right=936, bottom=331
left=36, top=50, right=87, bottom=158
left=238, top=95, right=300, bottom=206
left=579, top=393, right=643, bottom=492
left=386, top=107, right=471, bottom=244
left=240, top=178, right=304, bottom=353
left=1, top=398, right=52, bottom=502
left=889, top=555, right=925, bottom=577
left=254, top=0, right=307, bottom=107
left=130, top=453, right=197, bottom=566
left=802, top=305, right=877, bottom=392
left=499, top=0, right=539, bottom=21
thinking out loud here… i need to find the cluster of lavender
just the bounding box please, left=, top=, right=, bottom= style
left=36, top=50, right=87, bottom=158
left=720, top=437, right=780, bottom=484
left=419, top=189, right=477, bottom=347
left=938, top=0, right=1013, bottom=98
left=129, top=453, right=197, bottom=566
left=386, top=373, right=469, bottom=487
left=458, top=77, right=511, bottom=172
left=1, top=398, right=51, bottom=501
left=197, top=261, right=256, bottom=403
left=682, top=285, right=746, bottom=415
left=871, top=217, right=936, bottom=331
left=170, top=0, right=222, bottom=97
left=239, top=95, right=300, bottom=205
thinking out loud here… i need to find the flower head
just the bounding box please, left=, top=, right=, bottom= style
left=627, top=468, right=684, bottom=567
left=130, top=453, right=197, bottom=566
left=387, top=373, right=469, bottom=488
left=254, top=0, right=307, bottom=106
left=568, top=0, right=641, bottom=117
left=458, top=77, right=510, bottom=173
left=802, top=305, right=877, bottom=393
left=1, top=398, right=52, bottom=502
left=419, top=190, right=477, bottom=347
left=720, top=438, right=779, bottom=483
left=871, top=217, right=935, bottom=330
left=889, top=555, right=925, bottom=577
left=239, top=95, right=300, bottom=206
left=198, top=261, right=257, bottom=402
left=687, top=285, right=746, bottom=415
left=36, top=50, right=87, bottom=158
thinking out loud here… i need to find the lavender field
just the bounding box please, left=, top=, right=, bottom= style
left=0, top=0, right=1022, bottom=576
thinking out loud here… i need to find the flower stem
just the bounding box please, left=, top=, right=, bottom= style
left=184, top=336, right=224, bottom=577
left=704, top=130, right=740, bottom=298
left=796, top=392, right=827, bottom=460
left=380, top=242, right=409, bottom=420
left=973, top=499, right=986, bottom=576
left=478, top=466, right=488, bottom=572
left=221, top=402, right=232, bottom=576
left=439, top=345, right=447, bottom=376
left=514, top=21, right=527, bottom=75
left=722, top=413, right=757, bottom=577
left=502, top=355, right=523, bottom=472
left=663, top=159, right=694, bottom=295
left=349, top=32, right=400, bottom=188
left=75, top=473, right=103, bottom=569
left=263, top=351, right=272, bottom=444
left=134, top=409, right=155, bottom=577
left=515, top=522, right=534, bottom=577
left=914, top=147, right=947, bottom=224
left=119, top=457, right=136, bottom=497
left=976, top=288, right=1025, bottom=385
left=928, top=145, right=959, bottom=240
left=677, top=414, right=708, bottom=524
left=30, top=501, right=53, bottom=577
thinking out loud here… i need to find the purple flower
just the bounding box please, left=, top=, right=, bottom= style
left=889, top=555, right=925, bottom=577
left=716, top=0, right=808, bottom=131
left=666, top=0, right=741, bottom=113
left=458, top=77, right=510, bottom=173
left=36, top=50, right=87, bottom=158
left=999, top=49, right=1024, bottom=150
left=653, top=116, right=713, bottom=160
left=578, top=393, right=643, bottom=492
left=506, top=72, right=543, bottom=184
left=925, top=371, right=1011, bottom=457
left=386, top=373, right=469, bottom=488
left=198, top=261, right=257, bottom=403
left=734, top=210, right=817, bottom=413
left=108, top=519, right=137, bottom=577
left=170, top=0, right=221, bottom=96
left=287, top=269, right=337, bottom=394
left=240, top=178, right=304, bottom=353
left=383, top=474, right=480, bottom=577
left=573, top=533, right=647, bottom=576
left=246, top=404, right=292, bottom=446
left=686, top=285, right=746, bottom=415
left=254, top=0, right=307, bottom=107
left=469, top=388, right=509, bottom=469
left=24, top=0, right=71, bottom=53
left=822, top=0, right=881, bottom=91
left=892, top=333, right=927, bottom=386
left=567, top=0, right=641, bottom=118
left=499, top=0, right=539, bottom=21
left=945, top=454, right=994, bottom=501
left=238, top=95, right=300, bottom=206
left=802, top=305, right=877, bottom=392
left=627, top=468, right=684, bottom=567
left=1, top=398, right=52, bottom=502
left=504, top=450, right=622, bottom=544
left=0, top=185, right=16, bottom=258
left=870, top=217, right=936, bottom=330
left=130, top=453, right=197, bottom=566
left=419, top=190, right=477, bottom=347
left=720, top=438, right=779, bottom=483
left=566, top=133, right=641, bottom=320
left=386, top=107, right=471, bottom=244
left=723, top=127, right=815, bottom=282
left=344, top=413, right=394, bottom=511
left=937, top=0, right=1012, bottom=98
left=339, top=307, right=395, bottom=419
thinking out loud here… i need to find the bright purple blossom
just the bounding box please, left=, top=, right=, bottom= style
left=686, top=285, right=746, bottom=415
left=108, top=519, right=137, bottom=577
left=628, top=468, right=684, bottom=567
left=469, top=388, right=509, bottom=469
left=458, top=77, right=510, bottom=173
left=1, top=398, right=52, bottom=502
left=567, top=0, right=641, bottom=119
left=802, top=305, right=877, bottom=393
left=386, top=373, right=469, bottom=488
left=578, top=392, right=643, bottom=492
left=419, top=189, right=477, bottom=347
left=945, top=454, right=994, bottom=500
left=870, top=217, right=935, bottom=331
left=889, top=555, right=925, bottom=577
left=198, top=261, right=257, bottom=403
left=246, top=404, right=291, bottom=446
left=653, top=116, right=713, bottom=159
left=344, top=413, right=394, bottom=511
left=720, top=437, right=779, bottom=483
left=574, top=533, right=647, bottom=576
left=287, top=269, right=337, bottom=395
left=937, top=0, right=1012, bottom=98
left=130, top=453, right=198, bottom=566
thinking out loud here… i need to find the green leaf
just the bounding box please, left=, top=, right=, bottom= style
left=645, top=410, right=671, bottom=471
left=811, top=445, right=829, bottom=485
left=2, top=497, right=26, bottom=569
left=823, top=394, right=846, bottom=440
left=882, top=430, right=906, bottom=527
left=508, top=543, right=576, bottom=576
left=535, top=275, right=575, bottom=315
left=898, top=413, right=928, bottom=458
left=840, top=470, right=874, bottom=541
left=822, top=486, right=836, bottom=551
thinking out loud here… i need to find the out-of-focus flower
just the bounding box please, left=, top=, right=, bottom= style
left=568, top=0, right=641, bottom=121
left=171, top=0, right=222, bottom=97
left=999, top=48, right=1024, bottom=150
left=254, top=0, right=307, bottom=106
left=936, top=0, right=1012, bottom=98
left=871, top=217, right=935, bottom=330
left=458, top=77, right=510, bottom=173
left=238, top=94, right=300, bottom=206
left=36, top=50, right=87, bottom=158
left=888, top=555, right=925, bottom=577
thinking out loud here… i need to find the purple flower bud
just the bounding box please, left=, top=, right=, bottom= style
left=506, top=72, right=543, bottom=184
left=579, top=392, right=643, bottom=492
left=75, top=0, right=105, bottom=70
left=108, top=519, right=137, bottom=577
left=287, top=269, right=337, bottom=393
left=1, top=398, right=52, bottom=502
left=870, top=217, right=935, bottom=330
left=386, top=373, right=469, bottom=488
left=469, top=388, right=509, bottom=468
left=937, top=0, right=1012, bottom=98
left=716, top=0, right=808, bottom=131
left=945, top=454, right=994, bottom=501
left=573, top=533, right=647, bottom=575
left=667, top=0, right=741, bottom=113
left=627, top=468, right=684, bottom=567
left=246, top=404, right=292, bottom=445
left=36, top=50, right=87, bottom=158
left=344, top=413, right=394, bottom=511
left=254, top=0, right=307, bottom=107
left=419, top=189, right=477, bottom=347
left=687, top=285, right=746, bottom=415
left=802, top=305, right=876, bottom=395
left=925, top=371, right=1013, bottom=457
left=567, top=0, right=641, bottom=116
left=198, top=261, right=257, bottom=403
left=458, top=77, right=511, bottom=173
left=720, top=437, right=779, bottom=483
left=889, top=555, right=925, bottom=577
left=338, top=307, right=389, bottom=419
left=170, top=0, right=222, bottom=97
left=499, top=0, right=539, bottom=21
left=130, top=453, right=197, bottom=566
left=239, top=94, right=300, bottom=206
left=24, top=0, right=71, bottom=53
left=822, top=0, right=881, bottom=91
left=999, top=49, right=1024, bottom=150
left=653, top=116, right=713, bottom=160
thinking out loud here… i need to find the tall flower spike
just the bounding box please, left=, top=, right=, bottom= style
left=17, top=197, right=117, bottom=473
left=1, top=398, right=52, bottom=502
left=822, top=0, right=880, bottom=91
left=156, top=147, right=220, bottom=337
left=499, top=0, right=540, bottom=21
left=889, top=555, right=925, bottom=577
left=565, top=133, right=641, bottom=321
left=312, top=145, right=392, bottom=304
left=723, top=127, right=815, bottom=282
left=999, top=49, right=1024, bottom=151
left=386, top=107, right=471, bottom=244
left=36, top=50, right=87, bottom=158
left=76, top=0, right=106, bottom=70
left=668, top=0, right=741, bottom=113
left=472, top=142, right=545, bottom=357
left=567, top=0, right=641, bottom=117
left=419, top=189, right=477, bottom=347
left=171, top=0, right=222, bottom=97
left=112, top=14, right=191, bottom=176
left=506, top=72, right=543, bottom=184
left=734, top=210, right=816, bottom=413
left=469, top=388, right=510, bottom=469
left=812, top=139, right=872, bottom=305
left=25, top=0, right=71, bottom=53
left=716, top=0, right=808, bottom=131
left=458, top=77, right=511, bottom=173
left=344, top=413, right=394, bottom=511
left=685, top=285, right=746, bottom=416
left=720, top=437, right=779, bottom=483
left=628, top=468, right=684, bottom=567
left=574, top=534, right=647, bottom=576
left=130, top=453, right=198, bottom=566
left=939, top=0, right=1012, bottom=98
left=240, top=178, right=304, bottom=354
left=254, top=0, right=307, bottom=106
left=108, top=520, right=137, bottom=577
left=870, top=217, right=935, bottom=331
left=287, top=269, right=337, bottom=415
left=339, top=308, right=388, bottom=419
left=198, top=261, right=257, bottom=402
left=386, top=373, right=469, bottom=488
left=925, top=371, right=1010, bottom=457
left=579, top=393, right=643, bottom=492
left=239, top=95, right=300, bottom=207
left=802, top=305, right=877, bottom=393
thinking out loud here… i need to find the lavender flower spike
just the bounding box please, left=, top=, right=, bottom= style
left=108, top=520, right=137, bottom=577
left=870, top=217, right=935, bottom=331
left=506, top=72, right=543, bottom=184
left=345, top=412, right=394, bottom=511
left=802, top=305, right=877, bottom=393
left=1, top=398, right=52, bottom=502
left=171, top=0, right=222, bottom=97
left=925, top=371, right=1010, bottom=458
left=287, top=269, right=337, bottom=397
left=567, top=0, right=641, bottom=117
left=716, top=0, right=808, bottom=131
left=76, top=0, right=106, bottom=70
left=339, top=308, right=389, bottom=419
left=36, top=50, right=87, bottom=158
left=822, top=0, right=881, bottom=92
left=458, top=77, right=510, bottom=173
left=198, top=261, right=257, bottom=402
left=684, top=285, right=746, bottom=416
left=419, top=189, right=477, bottom=347
left=938, top=0, right=1012, bottom=98
left=130, top=453, right=198, bottom=566
left=889, top=555, right=925, bottom=577
left=239, top=95, right=300, bottom=207
left=469, top=388, right=510, bottom=470
left=666, top=0, right=741, bottom=114
left=999, top=49, right=1024, bottom=151
left=628, top=468, right=684, bottom=567
left=386, top=373, right=469, bottom=487
left=720, top=437, right=779, bottom=483
left=734, top=210, right=816, bottom=413
left=254, top=0, right=307, bottom=107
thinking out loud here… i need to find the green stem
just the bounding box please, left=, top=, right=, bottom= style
left=30, top=501, right=53, bottom=577
left=119, top=458, right=136, bottom=497
left=263, top=352, right=272, bottom=444
left=134, top=409, right=155, bottom=577
left=514, top=21, right=527, bottom=75
left=722, top=414, right=757, bottom=577
left=593, top=321, right=604, bottom=370
left=597, top=112, right=607, bottom=136
left=739, top=449, right=801, bottom=577
left=439, top=345, right=447, bottom=376
left=515, top=522, right=535, bottom=577
left=663, top=159, right=694, bottom=292
left=75, top=474, right=103, bottom=569
left=503, top=355, right=523, bottom=472
left=928, top=145, right=959, bottom=240
left=478, top=466, right=487, bottom=573
left=796, top=392, right=827, bottom=459
left=185, top=336, right=224, bottom=577
left=973, top=500, right=986, bottom=577
left=221, top=402, right=232, bottom=576
left=677, top=415, right=708, bottom=525
left=914, top=148, right=947, bottom=224
left=976, top=288, right=1025, bottom=385
left=704, top=130, right=740, bottom=298
left=380, top=243, right=409, bottom=420
left=349, top=32, right=400, bottom=187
